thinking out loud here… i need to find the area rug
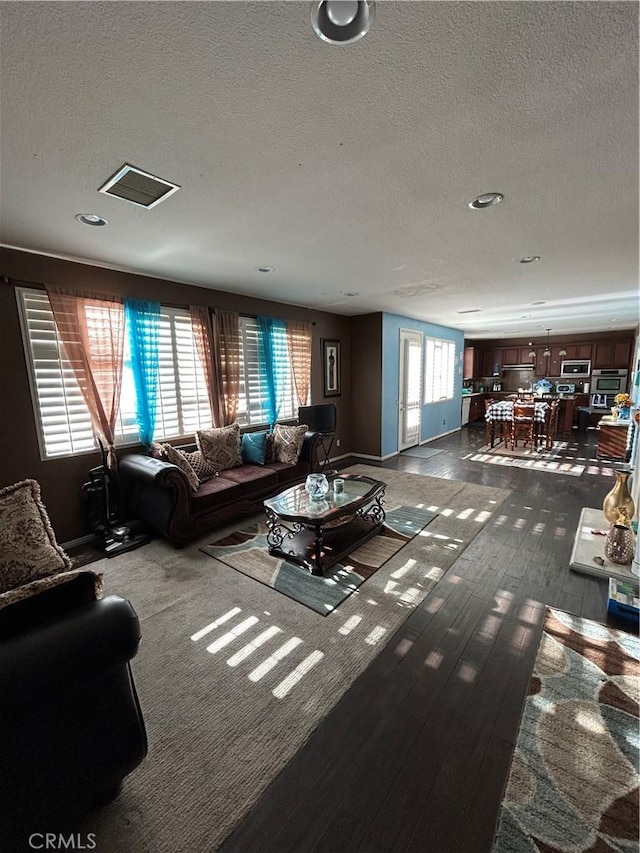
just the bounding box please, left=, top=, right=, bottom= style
left=492, top=607, right=640, bottom=853
left=400, top=446, right=444, bottom=459
left=200, top=505, right=437, bottom=615
left=76, top=465, right=510, bottom=853
left=467, top=441, right=585, bottom=476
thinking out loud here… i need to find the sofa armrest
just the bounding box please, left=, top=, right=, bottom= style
left=300, top=430, right=323, bottom=470
left=119, top=453, right=189, bottom=486
left=119, top=453, right=195, bottom=545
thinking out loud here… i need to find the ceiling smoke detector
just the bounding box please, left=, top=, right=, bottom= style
left=311, top=1, right=375, bottom=45
left=98, top=164, right=180, bottom=209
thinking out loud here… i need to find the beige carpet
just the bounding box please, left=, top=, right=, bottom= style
left=79, top=465, right=510, bottom=853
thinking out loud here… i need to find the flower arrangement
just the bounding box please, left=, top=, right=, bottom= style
left=614, top=392, right=631, bottom=407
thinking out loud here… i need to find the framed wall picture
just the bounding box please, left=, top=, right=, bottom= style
left=322, top=339, right=341, bottom=397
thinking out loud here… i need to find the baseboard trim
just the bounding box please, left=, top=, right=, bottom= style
left=349, top=451, right=399, bottom=462
left=60, top=533, right=97, bottom=550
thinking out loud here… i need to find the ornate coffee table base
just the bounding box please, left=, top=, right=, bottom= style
left=265, top=489, right=386, bottom=575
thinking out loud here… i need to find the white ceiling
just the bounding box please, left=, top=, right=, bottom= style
left=1, top=1, right=638, bottom=340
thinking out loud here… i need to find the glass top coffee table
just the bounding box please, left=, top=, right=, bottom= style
left=263, top=474, right=386, bottom=575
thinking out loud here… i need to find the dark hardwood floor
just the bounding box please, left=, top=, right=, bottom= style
left=220, top=424, right=636, bottom=853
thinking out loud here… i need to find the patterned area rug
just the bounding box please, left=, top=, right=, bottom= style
left=493, top=608, right=640, bottom=852
left=201, top=505, right=436, bottom=615
left=467, top=441, right=585, bottom=476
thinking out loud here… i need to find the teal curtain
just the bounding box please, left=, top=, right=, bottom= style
left=257, top=315, right=287, bottom=427
left=125, top=298, right=160, bottom=446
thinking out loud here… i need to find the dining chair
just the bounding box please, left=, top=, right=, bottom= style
left=511, top=403, right=536, bottom=450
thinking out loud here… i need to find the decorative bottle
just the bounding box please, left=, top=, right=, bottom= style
left=605, top=509, right=635, bottom=565
left=603, top=470, right=635, bottom=525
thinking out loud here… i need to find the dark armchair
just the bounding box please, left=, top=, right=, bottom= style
left=0, top=571, right=147, bottom=845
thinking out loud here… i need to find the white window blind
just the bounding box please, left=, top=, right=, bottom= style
left=236, top=317, right=296, bottom=426
left=424, top=337, right=456, bottom=403
left=17, top=288, right=211, bottom=459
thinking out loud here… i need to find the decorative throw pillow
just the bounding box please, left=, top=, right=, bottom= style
left=0, top=479, right=72, bottom=594
left=161, top=443, right=200, bottom=492
left=265, top=432, right=275, bottom=463
left=241, top=432, right=268, bottom=466
left=180, top=449, right=218, bottom=482
left=272, top=423, right=308, bottom=465
left=196, top=423, right=243, bottom=471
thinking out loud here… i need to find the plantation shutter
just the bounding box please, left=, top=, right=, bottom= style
left=237, top=317, right=296, bottom=427
left=424, top=337, right=456, bottom=404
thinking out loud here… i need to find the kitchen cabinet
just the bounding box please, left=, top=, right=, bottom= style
left=534, top=347, right=551, bottom=377
left=503, top=347, right=519, bottom=365
left=482, top=348, right=503, bottom=376
left=559, top=343, right=592, bottom=361
left=593, top=340, right=632, bottom=369
left=519, top=346, right=536, bottom=365
left=469, top=394, right=486, bottom=421
left=463, top=346, right=481, bottom=379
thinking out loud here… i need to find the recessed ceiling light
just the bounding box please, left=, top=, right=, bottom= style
left=311, top=0, right=375, bottom=45
left=468, top=192, right=503, bottom=210
left=457, top=308, right=482, bottom=314
left=531, top=301, right=546, bottom=305
left=520, top=314, right=532, bottom=319
left=608, top=318, right=618, bottom=322
left=75, top=213, right=108, bottom=226
left=519, top=255, right=541, bottom=263
left=342, top=291, right=360, bottom=297
left=256, top=266, right=275, bottom=273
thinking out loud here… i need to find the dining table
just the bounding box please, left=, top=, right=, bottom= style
left=485, top=400, right=550, bottom=448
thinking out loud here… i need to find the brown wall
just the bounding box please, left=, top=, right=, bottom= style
left=0, top=248, right=353, bottom=542
left=350, top=313, right=382, bottom=457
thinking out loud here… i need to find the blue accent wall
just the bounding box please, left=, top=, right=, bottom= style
left=381, top=313, right=465, bottom=457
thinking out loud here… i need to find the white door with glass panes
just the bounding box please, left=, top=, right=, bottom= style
left=398, top=330, right=423, bottom=450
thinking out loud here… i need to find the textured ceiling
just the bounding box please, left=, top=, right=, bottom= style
left=1, top=1, right=638, bottom=339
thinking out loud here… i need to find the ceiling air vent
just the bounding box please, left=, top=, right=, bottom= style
left=98, top=164, right=180, bottom=209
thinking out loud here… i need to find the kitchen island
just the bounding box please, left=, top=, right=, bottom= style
left=596, top=416, right=634, bottom=461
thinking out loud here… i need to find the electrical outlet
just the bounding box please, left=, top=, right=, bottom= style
left=442, top=419, right=446, bottom=425
left=336, top=438, right=341, bottom=447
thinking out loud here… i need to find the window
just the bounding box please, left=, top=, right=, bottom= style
left=424, top=337, right=456, bottom=403
left=236, top=316, right=297, bottom=426
left=17, top=288, right=211, bottom=459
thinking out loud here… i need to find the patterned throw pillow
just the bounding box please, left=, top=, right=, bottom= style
left=196, top=423, right=243, bottom=472
left=180, top=449, right=218, bottom=482
left=0, top=479, right=72, bottom=594
left=162, top=443, right=200, bottom=492
left=272, top=423, right=308, bottom=465
left=265, top=432, right=275, bottom=463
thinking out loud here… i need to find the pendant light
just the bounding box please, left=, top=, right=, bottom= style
left=558, top=345, right=567, bottom=356
left=543, top=328, right=551, bottom=358
left=528, top=341, right=536, bottom=358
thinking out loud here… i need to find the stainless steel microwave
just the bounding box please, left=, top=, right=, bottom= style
left=560, top=360, right=591, bottom=377
left=592, top=369, right=628, bottom=393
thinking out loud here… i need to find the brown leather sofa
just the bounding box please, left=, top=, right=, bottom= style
left=119, top=431, right=322, bottom=547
